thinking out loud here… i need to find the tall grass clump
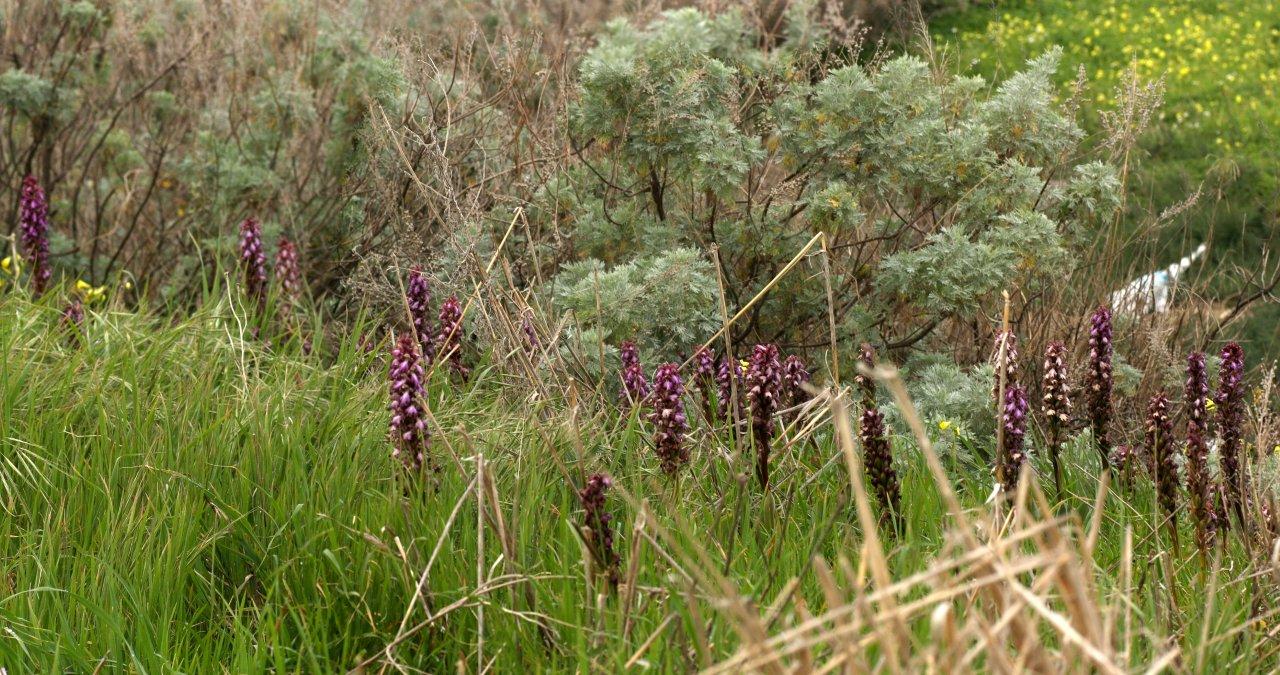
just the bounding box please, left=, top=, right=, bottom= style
left=2, top=2, right=1279, bottom=672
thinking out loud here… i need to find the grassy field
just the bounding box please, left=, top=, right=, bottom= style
left=932, top=0, right=1280, bottom=361
left=1, top=289, right=1276, bottom=672
left=933, top=0, right=1280, bottom=267
left=3, top=1, right=1279, bottom=671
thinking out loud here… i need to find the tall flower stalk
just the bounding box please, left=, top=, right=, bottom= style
left=855, top=343, right=876, bottom=407
left=437, top=294, right=469, bottom=381
left=388, top=333, right=430, bottom=474
left=649, top=363, right=690, bottom=476
left=716, top=354, right=744, bottom=423
left=1000, top=385, right=1030, bottom=497
left=238, top=217, right=268, bottom=312
left=782, top=354, right=812, bottom=423
left=406, top=266, right=435, bottom=365
left=1086, top=306, right=1114, bottom=471
left=1111, top=444, right=1138, bottom=487
left=1041, top=341, right=1071, bottom=498
left=619, top=340, right=649, bottom=407
left=19, top=175, right=51, bottom=296
left=579, top=473, right=619, bottom=587
left=1217, top=341, right=1246, bottom=528
left=692, top=345, right=717, bottom=422
left=992, top=330, right=1023, bottom=495
left=1146, top=392, right=1179, bottom=554
left=855, top=342, right=899, bottom=522
left=1185, top=351, right=1215, bottom=553
left=860, top=388, right=900, bottom=526
left=746, top=343, right=782, bottom=489
left=274, top=236, right=302, bottom=313
left=991, top=330, right=1019, bottom=401
left=60, top=298, right=84, bottom=346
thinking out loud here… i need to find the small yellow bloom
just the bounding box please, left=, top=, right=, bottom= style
left=1206, top=397, right=1217, bottom=411
left=1, top=253, right=20, bottom=276
left=75, top=279, right=108, bottom=304
left=938, top=420, right=952, bottom=431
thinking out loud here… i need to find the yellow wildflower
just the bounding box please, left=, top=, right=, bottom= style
left=75, top=279, right=108, bottom=304
left=938, top=420, right=952, bottom=431
left=1, top=253, right=20, bottom=276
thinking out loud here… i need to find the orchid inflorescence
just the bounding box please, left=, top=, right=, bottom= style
left=520, top=309, right=539, bottom=359
left=999, top=384, right=1030, bottom=497
left=1086, top=306, right=1114, bottom=470
left=649, top=363, right=690, bottom=476
left=692, top=345, right=717, bottom=422
left=1146, top=391, right=1179, bottom=551
left=20, top=176, right=52, bottom=297
left=579, top=473, right=619, bottom=586
left=238, top=217, right=268, bottom=311
left=781, top=354, right=811, bottom=417
left=406, top=266, right=435, bottom=365
left=274, top=236, right=302, bottom=314
left=1216, top=341, right=1246, bottom=528
left=1184, top=351, right=1215, bottom=552
left=716, top=353, right=744, bottom=423
left=437, top=295, right=469, bottom=382
left=1041, top=341, right=1071, bottom=497
left=746, top=343, right=783, bottom=490
left=388, top=333, right=430, bottom=474
left=620, top=340, right=650, bottom=407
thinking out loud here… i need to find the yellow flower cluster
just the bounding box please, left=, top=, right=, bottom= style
left=940, top=1, right=1279, bottom=150
left=2, top=252, right=115, bottom=302
left=1, top=252, right=20, bottom=289
left=2, top=253, right=20, bottom=277
left=75, top=279, right=108, bottom=304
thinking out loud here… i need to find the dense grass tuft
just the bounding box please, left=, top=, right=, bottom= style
left=2, top=291, right=1277, bottom=671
